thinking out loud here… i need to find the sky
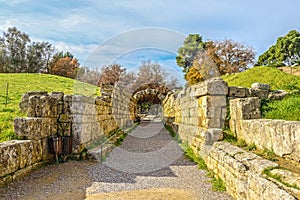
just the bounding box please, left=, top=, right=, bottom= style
left=0, top=0, right=300, bottom=83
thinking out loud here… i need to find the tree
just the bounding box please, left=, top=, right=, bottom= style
left=0, top=27, right=55, bottom=73
left=26, top=41, right=54, bottom=73
left=49, top=51, right=80, bottom=79
left=176, top=34, right=205, bottom=76
left=98, top=64, right=126, bottom=86
left=207, top=40, right=255, bottom=75
left=186, top=51, right=220, bottom=85
left=3, top=27, right=30, bottom=72
left=257, top=30, right=300, bottom=67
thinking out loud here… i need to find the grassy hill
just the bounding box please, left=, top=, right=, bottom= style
left=222, top=66, right=300, bottom=91
left=0, top=73, right=99, bottom=142
left=223, top=66, right=300, bottom=121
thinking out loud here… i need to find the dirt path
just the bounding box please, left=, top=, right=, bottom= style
left=0, top=121, right=232, bottom=200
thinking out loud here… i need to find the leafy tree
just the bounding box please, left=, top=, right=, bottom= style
left=49, top=51, right=80, bottom=79
left=98, top=64, right=126, bottom=86
left=207, top=40, right=255, bottom=75
left=257, top=30, right=300, bottom=67
left=27, top=41, right=54, bottom=73
left=3, top=27, right=30, bottom=72
left=176, top=34, right=205, bottom=76
left=186, top=51, right=220, bottom=85
left=0, top=27, right=55, bottom=73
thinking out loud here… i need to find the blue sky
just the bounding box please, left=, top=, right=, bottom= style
left=0, top=0, right=300, bottom=83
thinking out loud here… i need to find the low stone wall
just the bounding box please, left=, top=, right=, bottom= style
left=204, top=142, right=297, bottom=200
left=229, top=97, right=300, bottom=162
left=1, top=85, right=134, bottom=186
left=0, top=140, right=44, bottom=186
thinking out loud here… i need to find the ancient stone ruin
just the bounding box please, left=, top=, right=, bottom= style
left=0, top=78, right=299, bottom=199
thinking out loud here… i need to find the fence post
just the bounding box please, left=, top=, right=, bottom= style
left=5, top=82, right=9, bottom=107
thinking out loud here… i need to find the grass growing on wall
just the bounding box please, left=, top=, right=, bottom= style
left=0, top=73, right=99, bottom=142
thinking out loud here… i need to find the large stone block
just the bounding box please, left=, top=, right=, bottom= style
left=230, top=97, right=261, bottom=120
left=14, top=117, right=57, bottom=140
left=0, top=140, right=20, bottom=177
left=27, top=95, right=59, bottom=118
left=19, top=91, right=48, bottom=113
left=190, top=77, right=228, bottom=97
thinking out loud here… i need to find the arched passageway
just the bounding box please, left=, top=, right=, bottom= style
left=130, top=84, right=171, bottom=121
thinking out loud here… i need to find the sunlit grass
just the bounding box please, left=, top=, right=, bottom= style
left=0, top=73, right=99, bottom=142
left=223, top=66, right=300, bottom=91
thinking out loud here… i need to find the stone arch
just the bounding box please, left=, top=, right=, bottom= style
left=131, top=84, right=171, bottom=119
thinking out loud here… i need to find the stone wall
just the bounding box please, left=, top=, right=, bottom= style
left=163, top=79, right=298, bottom=199
left=1, top=86, right=134, bottom=186
left=229, top=97, right=300, bottom=162
left=205, top=142, right=297, bottom=200
left=163, top=77, right=228, bottom=154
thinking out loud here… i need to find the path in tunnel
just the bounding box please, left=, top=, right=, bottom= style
left=0, top=121, right=232, bottom=200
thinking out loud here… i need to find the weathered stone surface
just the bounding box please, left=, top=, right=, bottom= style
left=230, top=97, right=261, bottom=120
left=269, top=169, right=300, bottom=199
left=228, top=86, right=250, bottom=98
left=268, top=90, right=288, bottom=100
left=14, top=117, right=57, bottom=140
left=251, top=83, right=271, bottom=91
left=0, top=140, right=42, bottom=178
left=27, top=95, right=59, bottom=118
left=19, top=91, right=48, bottom=113
left=204, top=142, right=296, bottom=200
left=190, top=77, right=228, bottom=97
left=231, top=117, right=300, bottom=162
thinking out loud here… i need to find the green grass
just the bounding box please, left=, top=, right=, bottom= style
left=223, top=66, right=300, bottom=121
left=0, top=73, right=100, bottom=142
left=180, top=142, right=208, bottom=170
left=261, top=93, right=300, bottom=121
left=223, top=66, right=300, bottom=91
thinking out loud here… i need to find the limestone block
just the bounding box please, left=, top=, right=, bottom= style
left=190, top=77, right=228, bottom=97
left=268, top=90, right=288, bottom=100
left=229, top=97, right=261, bottom=120
left=19, top=91, right=48, bottom=113
left=249, top=88, right=269, bottom=98
left=251, top=83, right=271, bottom=91
left=27, top=95, right=59, bottom=118
left=18, top=140, right=41, bottom=168
left=228, top=86, right=250, bottom=98
left=0, top=140, right=20, bottom=177
left=200, top=129, right=222, bottom=145
left=14, top=117, right=57, bottom=140
left=270, top=168, right=300, bottom=194
left=270, top=120, right=291, bottom=157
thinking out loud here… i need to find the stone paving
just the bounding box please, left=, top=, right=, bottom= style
left=0, top=121, right=232, bottom=200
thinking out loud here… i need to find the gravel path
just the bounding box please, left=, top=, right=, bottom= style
left=0, top=121, right=233, bottom=200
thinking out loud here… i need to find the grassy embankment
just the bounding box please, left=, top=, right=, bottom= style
left=223, top=66, right=300, bottom=121
left=0, top=73, right=99, bottom=142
